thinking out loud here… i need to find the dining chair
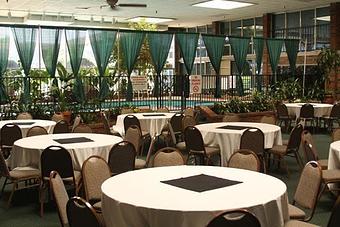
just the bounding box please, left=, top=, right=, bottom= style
left=121, top=107, right=134, bottom=114
left=157, top=107, right=169, bottom=113
left=16, top=112, right=33, bottom=120
left=168, top=120, right=186, bottom=152
left=301, top=130, right=328, bottom=169
left=183, top=107, right=195, bottom=117
left=49, top=171, right=69, bottom=227
left=184, top=126, right=220, bottom=165
left=0, top=123, right=22, bottom=158
left=66, top=196, right=102, bottom=227
left=151, top=147, right=185, bottom=167
left=331, top=128, right=340, bottom=142
left=124, top=114, right=149, bottom=138
left=26, top=126, right=48, bottom=137
left=327, top=195, right=340, bottom=227
left=288, top=161, right=322, bottom=222
left=240, top=128, right=266, bottom=172
left=72, top=124, right=93, bottom=133
left=170, top=113, right=184, bottom=142
left=82, top=156, right=111, bottom=211
left=40, top=145, right=81, bottom=217
left=266, top=124, right=304, bottom=174
left=52, top=112, right=64, bottom=122
left=53, top=120, right=70, bottom=134
left=71, top=115, right=82, bottom=132
left=100, top=111, right=121, bottom=136
left=228, top=149, right=261, bottom=172
left=108, top=141, right=136, bottom=175
left=222, top=114, right=240, bottom=122
left=276, top=103, right=293, bottom=132
left=298, top=103, right=316, bottom=129
left=322, top=103, right=340, bottom=131
left=206, top=209, right=261, bottom=227
left=0, top=151, right=40, bottom=208
left=182, top=115, right=196, bottom=132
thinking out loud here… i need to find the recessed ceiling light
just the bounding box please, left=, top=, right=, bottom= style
left=193, top=0, right=253, bottom=10
left=128, top=16, right=175, bottom=24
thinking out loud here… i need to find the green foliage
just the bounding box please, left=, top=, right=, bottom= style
left=270, top=78, right=302, bottom=102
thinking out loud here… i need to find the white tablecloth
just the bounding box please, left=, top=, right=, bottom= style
left=195, top=122, right=282, bottom=166
left=102, top=166, right=289, bottom=227
left=328, top=141, right=340, bottom=190
left=113, top=113, right=174, bottom=136
left=285, top=103, right=332, bottom=118
left=0, top=119, right=56, bottom=137
left=8, top=133, right=122, bottom=171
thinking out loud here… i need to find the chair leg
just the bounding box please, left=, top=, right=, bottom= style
left=7, top=182, right=17, bottom=208
left=39, top=181, right=47, bottom=217
left=0, top=178, right=8, bottom=198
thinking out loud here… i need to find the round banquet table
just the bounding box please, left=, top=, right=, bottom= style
left=8, top=133, right=122, bottom=171
left=102, top=165, right=289, bottom=227
left=195, top=122, right=282, bottom=166
left=113, top=112, right=175, bottom=136
left=0, top=119, right=56, bottom=137
left=327, top=141, right=340, bottom=190
left=285, top=103, right=333, bottom=119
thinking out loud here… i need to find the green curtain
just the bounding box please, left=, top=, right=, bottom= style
left=65, top=29, right=86, bottom=103
left=202, top=34, right=225, bottom=98
left=253, top=38, right=265, bottom=91
left=41, top=28, right=61, bottom=95
left=176, top=33, right=199, bottom=98
left=148, top=32, right=173, bottom=97
left=89, top=29, right=117, bottom=100
left=0, top=27, right=10, bottom=104
left=12, top=27, right=37, bottom=104
left=229, top=36, right=250, bottom=96
left=120, top=31, right=145, bottom=101
left=285, top=39, right=300, bottom=76
left=266, top=39, right=284, bottom=82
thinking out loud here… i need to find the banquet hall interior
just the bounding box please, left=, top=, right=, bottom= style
left=1, top=0, right=340, bottom=227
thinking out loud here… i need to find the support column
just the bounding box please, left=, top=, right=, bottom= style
left=330, top=2, right=340, bottom=50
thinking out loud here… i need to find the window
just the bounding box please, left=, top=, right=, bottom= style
left=273, top=13, right=285, bottom=38
left=255, top=17, right=263, bottom=37
left=231, top=20, right=241, bottom=36
left=243, top=18, right=254, bottom=37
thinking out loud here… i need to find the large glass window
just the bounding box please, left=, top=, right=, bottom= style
left=231, top=20, right=241, bottom=36
left=316, top=7, right=330, bottom=49
left=273, top=13, right=285, bottom=38
left=255, top=17, right=263, bottom=37
left=243, top=18, right=254, bottom=37
left=301, top=9, right=314, bottom=27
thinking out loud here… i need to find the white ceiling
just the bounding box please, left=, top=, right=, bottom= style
left=0, top=0, right=334, bottom=28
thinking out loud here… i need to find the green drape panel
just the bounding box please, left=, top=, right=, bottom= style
left=148, top=32, right=173, bottom=97
left=65, top=29, right=86, bottom=103
left=89, top=30, right=117, bottom=100
left=229, top=37, right=250, bottom=96
left=0, top=27, right=10, bottom=104
left=120, top=31, right=145, bottom=101
left=41, top=28, right=61, bottom=93
left=12, top=27, right=37, bottom=104
left=284, top=39, right=300, bottom=76
left=176, top=33, right=199, bottom=98
left=266, top=39, right=284, bottom=82
left=202, top=34, right=225, bottom=98
left=253, top=38, right=265, bottom=91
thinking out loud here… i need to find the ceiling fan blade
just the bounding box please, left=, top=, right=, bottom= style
left=117, top=3, right=147, bottom=7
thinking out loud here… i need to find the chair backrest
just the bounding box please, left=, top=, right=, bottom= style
left=182, top=115, right=196, bottom=132
left=183, top=107, right=195, bottom=117
left=16, top=112, right=33, bottom=120
left=330, top=103, right=340, bottom=118
left=184, top=126, right=205, bottom=154
left=0, top=151, right=10, bottom=177
left=71, top=115, right=82, bottom=132
left=53, top=120, right=70, bottom=134
left=157, top=107, right=169, bottom=113
left=222, top=114, right=240, bottom=122
left=66, top=196, right=101, bottom=227
left=100, top=111, right=112, bottom=135
left=26, top=126, right=48, bottom=137
left=108, top=141, right=136, bottom=176
left=41, top=146, right=74, bottom=179
left=170, top=113, right=184, bottom=134
left=206, top=209, right=261, bottom=227
left=52, top=112, right=64, bottom=122
left=260, top=115, right=276, bottom=125
left=152, top=147, right=185, bottom=167
left=240, top=128, right=265, bottom=155
left=72, top=124, right=93, bottom=133
left=332, top=128, right=340, bottom=142
left=0, top=123, right=22, bottom=147
left=228, top=149, right=261, bottom=172
left=327, top=195, right=340, bottom=227
left=82, top=156, right=111, bottom=203
left=294, top=161, right=322, bottom=214
left=123, top=115, right=141, bottom=133
left=287, top=124, right=304, bottom=152
left=300, top=103, right=314, bottom=118
left=277, top=103, right=289, bottom=118
left=50, top=171, right=69, bottom=227
left=124, top=125, right=142, bottom=155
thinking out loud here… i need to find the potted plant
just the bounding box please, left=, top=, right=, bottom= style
left=317, top=48, right=340, bottom=103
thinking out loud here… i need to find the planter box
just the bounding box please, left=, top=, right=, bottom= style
left=228, top=111, right=276, bottom=123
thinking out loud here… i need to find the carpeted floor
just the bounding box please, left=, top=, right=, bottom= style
left=0, top=130, right=336, bottom=227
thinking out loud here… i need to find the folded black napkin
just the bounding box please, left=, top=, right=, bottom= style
left=142, top=114, right=166, bottom=117
left=14, top=122, right=35, bottom=126
left=161, top=174, right=242, bottom=192
left=54, top=137, right=94, bottom=144
left=217, top=125, right=255, bottom=130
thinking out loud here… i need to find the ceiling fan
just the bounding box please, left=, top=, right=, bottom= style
left=76, top=0, right=147, bottom=10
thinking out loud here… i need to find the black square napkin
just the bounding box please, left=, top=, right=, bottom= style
left=142, top=114, right=166, bottom=117
left=14, top=122, right=35, bottom=126
left=161, top=174, right=242, bottom=192
left=217, top=125, right=252, bottom=130
left=53, top=137, right=94, bottom=144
